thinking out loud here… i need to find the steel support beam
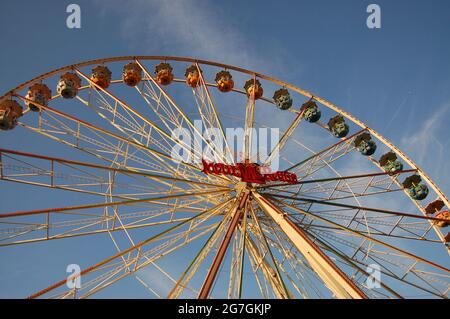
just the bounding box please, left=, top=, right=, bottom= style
left=252, top=192, right=367, bottom=299
left=198, top=191, right=249, bottom=299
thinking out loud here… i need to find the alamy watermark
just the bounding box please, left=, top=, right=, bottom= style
left=366, top=263, right=381, bottom=289
left=367, top=4, right=381, bottom=29
left=66, top=4, right=81, bottom=29
left=170, top=120, right=281, bottom=171
left=64, top=4, right=380, bottom=30
left=66, top=263, right=81, bottom=289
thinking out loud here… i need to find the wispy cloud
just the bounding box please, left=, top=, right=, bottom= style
left=93, top=0, right=290, bottom=74
left=136, top=265, right=172, bottom=298
left=384, top=91, right=412, bottom=132
left=400, top=102, right=450, bottom=194
left=94, top=0, right=449, bottom=194
left=93, top=0, right=312, bottom=162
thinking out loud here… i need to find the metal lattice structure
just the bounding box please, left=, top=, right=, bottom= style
left=0, top=56, right=449, bottom=299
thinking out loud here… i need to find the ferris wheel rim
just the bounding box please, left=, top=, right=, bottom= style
left=2, top=55, right=448, bottom=230
left=1, top=55, right=449, bottom=299
left=1, top=55, right=447, bottom=207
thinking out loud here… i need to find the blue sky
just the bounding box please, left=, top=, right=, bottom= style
left=0, top=0, right=449, bottom=298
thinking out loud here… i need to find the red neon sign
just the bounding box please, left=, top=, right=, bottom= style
left=201, top=159, right=297, bottom=184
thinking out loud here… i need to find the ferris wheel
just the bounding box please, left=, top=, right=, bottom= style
left=0, top=56, right=449, bottom=299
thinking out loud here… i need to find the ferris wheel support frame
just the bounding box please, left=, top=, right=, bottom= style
left=1, top=56, right=448, bottom=299
left=253, top=192, right=367, bottom=299
left=2, top=55, right=446, bottom=209
left=198, top=190, right=250, bottom=299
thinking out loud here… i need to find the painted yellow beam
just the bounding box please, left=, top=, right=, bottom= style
left=252, top=192, right=366, bottom=299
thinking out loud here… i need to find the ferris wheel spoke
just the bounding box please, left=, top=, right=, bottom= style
left=243, top=231, right=286, bottom=298
left=0, top=189, right=231, bottom=246
left=16, top=95, right=226, bottom=186
left=73, top=221, right=220, bottom=299
left=261, top=206, right=449, bottom=298
left=268, top=174, right=445, bottom=247
left=0, top=195, right=218, bottom=247
left=262, top=169, right=417, bottom=190
left=261, top=222, right=351, bottom=298
left=0, top=165, right=134, bottom=201
left=260, top=195, right=448, bottom=297
left=248, top=232, right=311, bottom=299
left=0, top=149, right=229, bottom=204
left=267, top=193, right=449, bottom=224
left=227, top=209, right=247, bottom=299
left=75, top=69, right=231, bottom=185
left=367, top=157, right=450, bottom=253
left=60, top=201, right=236, bottom=298
left=15, top=95, right=179, bottom=175
left=260, top=169, right=417, bottom=204
left=257, top=214, right=320, bottom=286
left=78, top=198, right=235, bottom=299
left=287, top=128, right=367, bottom=178
left=75, top=68, right=197, bottom=160
left=28, top=198, right=232, bottom=299
left=308, top=117, right=449, bottom=250
left=198, top=191, right=249, bottom=299
left=263, top=107, right=306, bottom=167
left=51, top=220, right=220, bottom=298
left=227, top=204, right=289, bottom=299
left=292, top=216, right=442, bottom=244
left=277, top=199, right=445, bottom=248
left=76, top=89, right=177, bottom=162
left=243, top=76, right=257, bottom=163
left=263, top=185, right=403, bottom=205
left=308, top=228, right=449, bottom=298
left=192, top=62, right=234, bottom=164
left=252, top=191, right=367, bottom=299
left=168, top=198, right=237, bottom=299
left=0, top=148, right=227, bottom=189
left=246, top=204, right=291, bottom=298
left=77, top=83, right=197, bottom=178
left=258, top=219, right=330, bottom=298
left=133, top=82, right=193, bottom=154
left=0, top=189, right=230, bottom=219
left=245, top=244, right=269, bottom=298
left=132, top=78, right=204, bottom=161
left=134, top=60, right=230, bottom=165
left=307, top=231, right=404, bottom=298
left=271, top=198, right=450, bottom=277
left=244, top=234, right=289, bottom=299
left=242, top=222, right=285, bottom=299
